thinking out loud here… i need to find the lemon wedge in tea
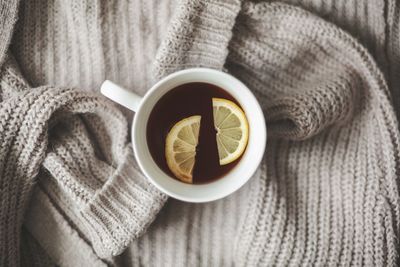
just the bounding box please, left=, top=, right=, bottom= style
left=165, top=115, right=201, bottom=183
left=212, top=98, right=249, bottom=165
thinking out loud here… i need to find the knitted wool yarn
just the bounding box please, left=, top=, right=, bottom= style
left=0, top=0, right=399, bottom=266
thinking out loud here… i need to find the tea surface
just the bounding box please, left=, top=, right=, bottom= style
left=146, top=82, right=243, bottom=184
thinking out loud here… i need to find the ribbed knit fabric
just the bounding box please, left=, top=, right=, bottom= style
left=386, top=0, right=400, bottom=117
left=0, top=1, right=19, bottom=68
left=274, top=0, right=400, bottom=119
left=0, top=54, right=166, bottom=266
left=1, top=0, right=400, bottom=266
left=11, top=0, right=176, bottom=95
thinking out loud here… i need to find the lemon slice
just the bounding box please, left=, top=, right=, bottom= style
left=213, top=98, right=249, bottom=165
left=165, top=115, right=201, bottom=183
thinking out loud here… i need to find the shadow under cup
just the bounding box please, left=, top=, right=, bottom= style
left=131, top=68, right=267, bottom=202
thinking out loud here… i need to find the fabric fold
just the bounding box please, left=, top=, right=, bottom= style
left=0, top=54, right=166, bottom=265
left=227, top=3, right=400, bottom=265
left=0, top=0, right=19, bottom=68
left=80, top=148, right=166, bottom=258
left=154, top=0, right=242, bottom=79
left=227, top=2, right=385, bottom=140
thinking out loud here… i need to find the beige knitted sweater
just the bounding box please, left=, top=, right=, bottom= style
left=1, top=0, right=400, bottom=266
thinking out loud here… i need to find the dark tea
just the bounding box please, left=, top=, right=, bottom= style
left=146, top=82, right=248, bottom=184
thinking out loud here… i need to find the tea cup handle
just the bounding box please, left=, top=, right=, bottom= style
left=100, top=80, right=142, bottom=112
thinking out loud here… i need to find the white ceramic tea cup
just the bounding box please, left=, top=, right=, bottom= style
left=100, top=68, right=266, bottom=202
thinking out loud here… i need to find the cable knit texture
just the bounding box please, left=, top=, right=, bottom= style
left=1, top=0, right=400, bottom=266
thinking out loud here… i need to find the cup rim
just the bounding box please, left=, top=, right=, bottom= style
left=132, top=68, right=266, bottom=202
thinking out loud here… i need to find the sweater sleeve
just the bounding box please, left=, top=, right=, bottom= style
left=0, top=54, right=166, bottom=262
left=40, top=114, right=167, bottom=259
